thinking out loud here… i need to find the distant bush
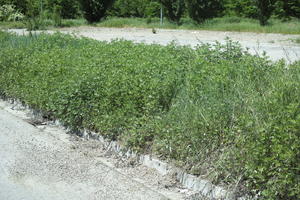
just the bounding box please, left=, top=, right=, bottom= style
left=0, top=32, right=299, bottom=199
left=224, top=0, right=258, bottom=18
left=46, top=0, right=81, bottom=19
left=79, top=0, right=114, bottom=23
left=160, top=0, right=185, bottom=24
left=273, top=0, right=300, bottom=20
left=185, top=0, right=224, bottom=23
left=0, top=4, right=24, bottom=21
left=256, top=0, right=276, bottom=26
left=108, top=0, right=160, bottom=18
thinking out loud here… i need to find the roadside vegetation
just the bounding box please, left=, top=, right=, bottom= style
left=0, top=0, right=300, bottom=34
left=0, top=31, right=299, bottom=199
left=294, top=37, right=300, bottom=44
left=96, top=17, right=300, bottom=34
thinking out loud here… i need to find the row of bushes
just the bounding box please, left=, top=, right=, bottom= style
left=1, top=0, right=300, bottom=25
left=0, top=31, right=299, bottom=199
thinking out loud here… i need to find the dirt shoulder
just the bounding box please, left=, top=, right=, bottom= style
left=0, top=100, right=193, bottom=200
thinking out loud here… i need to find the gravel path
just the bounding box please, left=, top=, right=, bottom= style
left=0, top=100, right=190, bottom=200
left=8, top=27, right=300, bottom=63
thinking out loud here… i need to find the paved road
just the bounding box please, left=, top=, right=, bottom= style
left=8, top=27, right=300, bottom=63
left=0, top=101, right=185, bottom=200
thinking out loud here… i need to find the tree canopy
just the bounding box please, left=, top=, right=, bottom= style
left=0, top=0, right=299, bottom=24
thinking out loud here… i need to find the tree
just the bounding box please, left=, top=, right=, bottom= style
left=109, top=0, right=159, bottom=17
left=256, top=0, right=275, bottom=26
left=46, top=0, right=80, bottom=19
left=159, top=0, right=185, bottom=24
left=79, top=0, right=115, bottom=23
left=274, top=0, right=300, bottom=20
left=224, top=0, right=258, bottom=18
left=25, top=0, right=40, bottom=18
left=185, top=0, right=224, bottom=23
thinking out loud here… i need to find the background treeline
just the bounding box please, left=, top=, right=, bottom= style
left=0, top=0, right=299, bottom=25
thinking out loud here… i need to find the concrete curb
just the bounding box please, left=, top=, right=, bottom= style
left=1, top=97, right=253, bottom=200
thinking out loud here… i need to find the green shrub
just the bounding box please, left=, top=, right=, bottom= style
left=0, top=31, right=299, bottom=199
left=79, top=0, right=114, bottom=23
left=0, top=4, right=24, bottom=21
left=160, top=0, right=185, bottom=24
left=224, top=0, right=258, bottom=18
left=108, top=0, right=158, bottom=18
left=52, top=4, right=62, bottom=27
left=185, top=0, right=224, bottom=23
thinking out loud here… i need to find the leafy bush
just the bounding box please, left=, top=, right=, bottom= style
left=160, top=0, right=185, bottom=24
left=52, top=4, right=62, bottom=27
left=79, top=0, right=114, bottom=23
left=273, top=0, right=300, bottom=20
left=256, top=0, right=276, bottom=26
left=45, top=0, right=81, bottom=19
left=185, top=0, right=224, bottom=23
left=108, top=0, right=159, bottom=18
left=0, top=4, right=24, bottom=21
left=224, top=0, right=258, bottom=18
left=0, top=31, right=299, bottom=199
left=0, top=0, right=28, bottom=14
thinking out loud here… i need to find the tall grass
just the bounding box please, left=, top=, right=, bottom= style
left=0, top=21, right=26, bottom=29
left=96, top=17, right=300, bottom=34
left=0, top=19, right=86, bottom=30
left=197, top=17, right=300, bottom=34
left=0, top=32, right=299, bottom=199
left=1, top=16, right=300, bottom=35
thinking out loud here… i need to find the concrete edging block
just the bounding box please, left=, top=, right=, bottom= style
left=0, top=96, right=252, bottom=200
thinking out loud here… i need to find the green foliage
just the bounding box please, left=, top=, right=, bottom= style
left=108, top=0, right=159, bottom=18
left=294, top=37, right=300, bottom=44
left=185, top=0, right=224, bottom=23
left=274, top=0, right=300, bottom=20
left=45, top=0, right=80, bottom=19
left=0, top=4, right=24, bottom=21
left=1, top=0, right=299, bottom=27
left=224, top=0, right=258, bottom=18
left=0, top=0, right=28, bottom=14
left=0, top=0, right=80, bottom=19
left=256, top=0, right=276, bottom=26
left=160, top=0, right=185, bottom=24
left=79, top=0, right=115, bottom=23
left=0, top=20, right=26, bottom=28
left=0, top=31, right=299, bottom=199
left=25, top=0, right=46, bottom=30
left=52, top=4, right=62, bottom=26
left=145, top=1, right=160, bottom=18
left=24, top=0, right=40, bottom=18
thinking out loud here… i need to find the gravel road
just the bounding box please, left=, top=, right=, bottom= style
left=8, top=27, right=300, bottom=63
left=0, top=100, right=190, bottom=200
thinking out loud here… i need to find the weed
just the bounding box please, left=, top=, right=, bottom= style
left=294, top=37, right=300, bottom=44
left=0, top=32, right=299, bottom=199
